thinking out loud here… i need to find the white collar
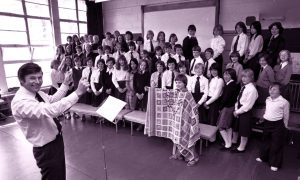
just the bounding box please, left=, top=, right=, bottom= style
left=226, top=80, right=234, bottom=85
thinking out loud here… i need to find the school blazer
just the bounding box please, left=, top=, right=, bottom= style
left=256, top=66, right=275, bottom=88
left=274, top=63, right=293, bottom=86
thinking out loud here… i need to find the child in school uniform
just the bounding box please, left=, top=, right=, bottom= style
left=150, top=61, right=165, bottom=88
left=218, top=68, right=240, bottom=150
left=232, top=69, right=258, bottom=153
left=116, top=35, right=129, bottom=53
left=113, top=42, right=124, bottom=61
left=162, top=58, right=178, bottom=90
left=91, top=59, right=106, bottom=107
left=84, top=44, right=97, bottom=66
left=144, top=30, right=158, bottom=56
left=157, top=31, right=166, bottom=50
left=169, top=33, right=178, bottom=54
left=189, top=46, right=204, bottom=76
left=151, top=46, right=164, bottom=73
left=169, top=74, right=199, bottom=166
left=112, top=55, right=130, bottom=101
left=211, top=24, right=226, bottom=74
left=49, top=60, right=64, bottom=95
left=73, top=45, right=85, bottom=65
left=126, top=58, right=138, bottom=110
left=256, top=83, right=290, bottom=172
left=72, top=57, right=84, bottom=118
left=203, top=48, right=217, bottom=79
left=135, top=36, right=144, bottom=58
left=188, top=63, right=209, bottom=123
left=226, top=51, right=243, bottom=84
left=95, top=46, right=103, bottom=66
left=134, top=60, right=151, bottom=111
left=177, top=62, right=191, bottom=90
left=256, top=53, right=275, bottom=105
left=81, top=57, right=95, bottom=105
left=125, top=41, right=140, bottom=64
left=273, top=50, right=293, bottom=100
left=100, top=45, right=113, bottom=64
left=104, top=57, right=115, bottom=98
left=173, top=44, right=190, bottom=74
left=141, top=50, right=153, bottom=73
left=161, top=42, right=173, bottom=65
left=204, top=63, right=224, bottom=126
left=102, top=32, right=114, bottom=50
left=183, top=24, right=199, bottom=61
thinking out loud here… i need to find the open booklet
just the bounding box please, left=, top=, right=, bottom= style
left=96, top=96, right=127, bottom=123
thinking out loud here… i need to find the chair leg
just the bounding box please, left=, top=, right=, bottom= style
left=172, top=144, right=177, bottom=155
left=199, top=139, right=203, bottom=155
left=131, top=122, right=133, bottom=136
left=115, top=119, right=118, bottom=133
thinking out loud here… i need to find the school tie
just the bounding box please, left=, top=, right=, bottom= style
left=260, top=67, right=264, bottom=74
left=158, top=56, right=161, bottom=61
left=157, top=72, right=162, bottom=88
left=195, top=76, right=201, bottom=94
left=268, top=36, right=274, bottom=47
left=179, top=55, right=182, bottom=62
left=237, top=85, right=245, bottom=108
left=131, top=52, right=134, bottom=60
left=280, top=63, right=283, bottom=69
left=171, top=71, right=175, bottom=89
left=88, top=67, right=92, bottom=83
left=35, top=93, right=62, bottom=133
left=190, top=58, right=196, bottom=74
left=150, top=40, right=154, bottom=52
left=137, top=46, right=141, bottom=55
left=204, top=62, right=209, bottom=77
left=233, top=35, right=240, bottom=52
left=98, top=70, right=102, bottom=84
left=231, top=63, right=234, bottom=69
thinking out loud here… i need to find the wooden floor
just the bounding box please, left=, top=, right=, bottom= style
left=0, top=116, right=300, bottom=180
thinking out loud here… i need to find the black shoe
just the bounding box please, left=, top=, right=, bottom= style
left=230, top=148, right=245, bottom=153
left=219, top=146, right=230, bottom=151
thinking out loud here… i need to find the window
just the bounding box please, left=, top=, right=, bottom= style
left=0, top=0, right=87, bottom=92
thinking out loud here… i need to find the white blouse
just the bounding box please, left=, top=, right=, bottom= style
left=248, top=34, right=263, bottom=58
left=211, top=35, right=225, bottom=59
left=205, top=76, right=224, bottom=105
left=230, top=33, right=249, bottom=57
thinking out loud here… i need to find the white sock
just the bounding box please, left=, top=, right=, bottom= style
left=220, top=130, right=229, bottom=148
left=226, top=128, right=233, bottom=147
left=238, top=136, right=248, bottom=151
left=232, top=131, right=238, bottom=144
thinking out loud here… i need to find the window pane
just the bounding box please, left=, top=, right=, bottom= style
left=0, top=16, right=26, bottom=31
left=25, top=2, right=50, bottom=18
left=6, top=77, right=21, bottom=89
left=60, top=21, right=78, bottom=33
left=4, top=63, right=26, bottom=78
left=78, top=0, right=86, bottom=11
left=79, top=23, right=87, bottom=34
left=32, top=46, right=55, bottom=60
left=61, top=33, right=76, bottom=44
left=2, top=47, right=31, bottom=61
left=28, top=19, right=53, bottom=45
left=0, top=31, right=28, bottom=45
left=59, top=8, right=77, bottom=20
left=25, top=0, right=48, bottom=5
left=35, top=61, right=51, bottom=73
left=78, top=11, right=87, bottom=22
left=0, top=0, right=24, bottom=15
left=58, top=0, right=76, bottom=9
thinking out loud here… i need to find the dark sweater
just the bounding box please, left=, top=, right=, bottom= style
left=182, top=36, right=198, bottom=61
left=219, top=81, right=240, bottom=109
left=133, top=71, right=150, bottom=94
left=263, top=35, right=285, bottom=67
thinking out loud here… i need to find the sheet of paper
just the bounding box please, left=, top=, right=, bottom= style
left=96, top=96, right=127, bottom=122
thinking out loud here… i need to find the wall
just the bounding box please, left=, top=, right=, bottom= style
left=102, top=0, right=300, bottom=33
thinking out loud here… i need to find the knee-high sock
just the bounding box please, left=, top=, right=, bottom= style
left=232, top=131, right=238, bottom=144
left=238, top=136, right=248, bottom=151
left=226, top=128, right=233, bottom=147
left=220, top=130, right=229, bottom=147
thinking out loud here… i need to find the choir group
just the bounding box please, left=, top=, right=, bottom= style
left=50, top=21, right=292, bottom=170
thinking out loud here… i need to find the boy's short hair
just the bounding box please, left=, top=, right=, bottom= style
left=269, top=82, right=281, bottom=91
left=194, top=63, right=204, bottom=70
left=224, top=68, right=237, bottom=82
left=258, top=52, right=271, bottom=65
left=106, top=57, right=115, bottom=64
left=175, top=74, right=188, bottom=87
left=67, top=36, right=72, bottom=41
left=136, top=36, right=144, bottom=43
left=188, top=24, right=196, bottom=31
left=128, top=41, right=136, bottom=48
left=229, top=51, right=240, bottom=61
left=155, top=60, right=166, bottom=69
left=155, top=46, right=163, bottom=52
left=103, top=45, right=111, bottom=52
left=164, top=42, right=172, bottom=49
left=97, top=45, right=103, bottom=50
left=192, top=46, right=201, bottom=52
left=97, top=58, right=105, bottom=66
left=178, top=61, right=186, bottom=69
left=167, top=57, right=177, bottom=66
left=205, top=48, right=214, bottom=56
left=174, top=44, right=183, bottom=51
left=86, top=57, right=93, bottom=63
left=18, top=63, right=42, bottom=82
left=241, top=69, right=254, bottom=82
left=74, top=56, right=81, bottom=63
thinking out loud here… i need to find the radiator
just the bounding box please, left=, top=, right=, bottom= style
left=289, top=81, right=300, bottom=112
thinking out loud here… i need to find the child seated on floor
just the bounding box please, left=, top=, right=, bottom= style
left=169, top=74, right=199, bottom=167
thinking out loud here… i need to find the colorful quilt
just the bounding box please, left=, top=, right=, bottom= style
left=144, top=88, right=200, bottom=149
